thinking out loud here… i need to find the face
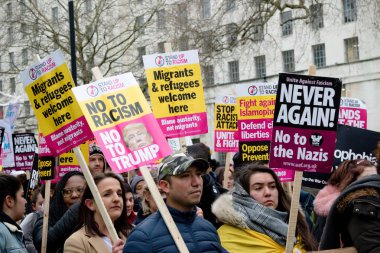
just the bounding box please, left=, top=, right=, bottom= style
left=160, top=167, right=203, bottom=212
left=91, top=178, right=124, bottom=222
left=125, top=192, right=134, bottom=216
left=124, top=127, right=153, bottom=150
left=143, top=190, right=158, bottom=213
left=135, top=180, right=146, bottom=199
left=89, top=155, right=105, bottom=175
left=226, top=170, right=234, bottom=190
left=12, top=186, right=27, bottom=221
left=32, top=193, right=44, bottom=212
left=62, top=175, right=86, bottom=208
left=249, top=172, right=278, bottom=209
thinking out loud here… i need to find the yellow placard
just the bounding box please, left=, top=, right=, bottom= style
left=214, top=104, right=238, bottom=131
left=58, top=142, right=89, bottom=166
left=145, top=64, right=206, bottom=118
left=237, top=95, right=276, bottom=120
left=24, top=64, right=82, bottom=134
left=78, top=86, right=151, bottom=131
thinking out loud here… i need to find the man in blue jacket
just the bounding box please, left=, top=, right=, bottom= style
left=123, top=152, right=223, bottom=253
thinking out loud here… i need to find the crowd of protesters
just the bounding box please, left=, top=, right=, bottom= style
left=1, top=141, right=380, bottom=253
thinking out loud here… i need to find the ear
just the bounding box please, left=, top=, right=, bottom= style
left=84, top=199, right=96, bottom=211
left=4, top=195, right=14, bottom=209
left=158, top=180, right=170, bottom=194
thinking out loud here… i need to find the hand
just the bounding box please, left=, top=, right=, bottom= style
left=112, top=239, right=125, bottom=253
left=196, top=206, right=204, bottom=218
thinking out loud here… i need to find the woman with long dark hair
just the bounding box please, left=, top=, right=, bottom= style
left=64, top=172, right=131, bottom=253
left=0, top=174, right=28, bottom=252
left=212, top=163, right=317, bottom=252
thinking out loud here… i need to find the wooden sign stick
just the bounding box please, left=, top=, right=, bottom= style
left=41, top=180, right=50, bottom=253
left=73, top=147, right=119, bottom=242
left=91, top=66, right=189, bottom=252
left=223, top=152, right=232, bottom=188
left=284, top=65, right=316, bottom=253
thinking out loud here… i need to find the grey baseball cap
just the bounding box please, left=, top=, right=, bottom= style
left=158, top=152, right=209, bottom=180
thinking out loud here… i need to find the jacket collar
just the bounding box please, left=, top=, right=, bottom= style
left=165, top=205, right=197, bottom=223
left=0, top=210, right=22, bottom=231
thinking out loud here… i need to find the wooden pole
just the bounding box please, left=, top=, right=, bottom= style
left=284, top=65, right=316, bottom=253
left=223, top=152, right=232, bottom=188
left=40, top=180, right=50, bottom=253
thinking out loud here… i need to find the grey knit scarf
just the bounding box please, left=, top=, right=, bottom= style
left=231, top=183, right=289, bottom=246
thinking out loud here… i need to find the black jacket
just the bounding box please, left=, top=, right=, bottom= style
left=320, top=175, right=380, bottom=253
left=33, top=203, right=79, bottom=253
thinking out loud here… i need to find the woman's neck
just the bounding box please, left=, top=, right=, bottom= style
left=94, top=213, right=110, bottom=237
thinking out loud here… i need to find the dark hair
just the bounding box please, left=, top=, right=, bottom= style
left=238, top=164, right=317, bottom=251
left=329, top=159, right=376, bottom=191
left=79, top=172, right=131, bottom=238
left=187, top=143, right=211, bottom=163
left=0, top=174, right=22, bottom=211
left=232, top=152, right=245, bottom=179
left=49, top=171, right=84, bottom=226
left=123, top=182, right=132, bottom=194
left=31, top=188, right=42, bottom=204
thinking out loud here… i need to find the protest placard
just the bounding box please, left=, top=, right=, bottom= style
left=143, top=50, right=208, bottom=138
left=338, top=97, right=367, bottom=129
left=12, top=133, right=37, bottom=171
left=20, top=50, right=93, bottom=156
left=26, top=153, right=40, bottom=201
left=214, top=95, right=238, bottom=152
left=269, top=73, right=342, bottom=173
left=236, top=83, right=277, bottom=163
left=303, top=124, right=380, bottom=189
left=72, top=73, right=171, bottom=173
left=0, top=120, right=15, bottom=168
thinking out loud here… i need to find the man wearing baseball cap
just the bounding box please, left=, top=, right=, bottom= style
left=123, top=152, right=223, bottom=253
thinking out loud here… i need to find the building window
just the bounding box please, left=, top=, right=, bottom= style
left=157, top=42, right=166, bottom=53
left=226, top=23, right=238, bottom=46
left=0, top=106, right=3, bottom=119
left=8, top=27, right=14, bottom=44
left=312, top=44, right=326, bottom=68
left=21, top=23, right=27, bottom=39
left=157, top=9, right=166, bottom=30
left=137, top=46, right=146, bottom=66
left=24, top=101, right=30, bottom=116
left=310, top=4, right=324, bottom=29
left=20, top=0, right=26, bottom=14
left=22, top=49, right=28, bottom=65
left=177, top=3, right=188, bottom=28
left=201, top=0, right=211, bottom=19
left=344, top=37, right=359, bottom=62
left=9, top=52, right=15, bottom=70
left=343, top=0, right=357, bottom=23
left=136, top=15, right=144, bottom=34
left=86, top=0, right=93, bottom=13
left=203, top=65, right=214, bottom=86
left=255, top=55, right=266, bottom=78
left=281, top=11, right=293, bottom=36
left=252, top=24, right=264, bottom=41
left=226, top=0, right=236, bottom=12
left=202, top=31, right=213, bottom=54
left=0, top=80, right=2, bottom=91
left=0, top=56, right=2, bottom=71
left=228, top=61, right=239, bottom=82
left=7, top=3, right=12, bottom=18
left=282, top=50, right=295, bottom=72
left=52, top=7, right=59, bottom=23
left=10, top=78, right=16, bottom=94
left=178, top=35, right=189, bottom=51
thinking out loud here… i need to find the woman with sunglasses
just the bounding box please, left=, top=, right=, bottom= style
left=33, top=171, right=86, bottom=253
left=317, top=159, right=380, bottom=252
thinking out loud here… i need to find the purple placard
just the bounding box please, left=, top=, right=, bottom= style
left=269, top=73, right=342, bottom=173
